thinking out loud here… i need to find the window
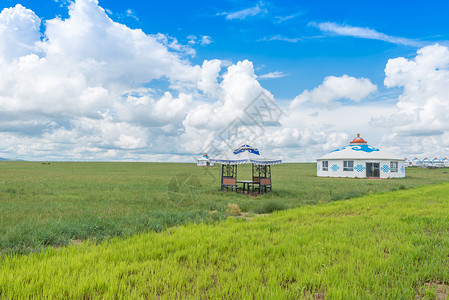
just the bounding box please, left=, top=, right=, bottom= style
left=343, top=160, right=354, bottom=171
left=390, top=161, right=398, bottom=172
left=322, top=161, right=328, bottom=171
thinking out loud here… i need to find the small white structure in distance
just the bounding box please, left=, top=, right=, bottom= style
left=404, top=158, right=412, bottom=167
left=411, top=157, right=421, bottom=167
left=197, top=153, right=214, bottom=167
left=443, top=157, right=449, bottom=167
left=432, top=157, right=445, bottom=168
left=317, top=134, right=405, bottom=178
left=421, top=157, right=431, bottom=168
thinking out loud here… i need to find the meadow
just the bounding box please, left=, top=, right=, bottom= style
left=1, top=182, right=449, bottom=298
left=1, top=161, right=449, bottom=255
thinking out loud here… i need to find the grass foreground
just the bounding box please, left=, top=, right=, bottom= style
left=1, top=183, right=449, bottom=298
left=2, top=162, right=449, bottom=255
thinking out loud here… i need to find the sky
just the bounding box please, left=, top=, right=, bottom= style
left=1, top=0, right=449, bottom=162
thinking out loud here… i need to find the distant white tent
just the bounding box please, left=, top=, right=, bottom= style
left=197, top=153, right=214, bottom=167
left=404, top=158, right=412, bottom=167
left=432, top=157, right=444, bottom=168
left=443, top=157, right=449, bottom=167
left=411, top=157, right=421, bottom=167
left=421, top=157, right=431, bottom=168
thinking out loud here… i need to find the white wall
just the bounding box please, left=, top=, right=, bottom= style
left=197, top=160, right=207, bottom=166
left=317, top=159, right=405, bottom=178
left=197, top=160, right=214, bottom=167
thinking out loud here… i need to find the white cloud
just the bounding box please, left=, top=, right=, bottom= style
left=261, top=35, right=302, bottom=43
left=0, top=0, right=204, bottom=160
left=125, top=9, right=138, bottom=21
left=312, top=22, right=424, bottom=47
left=197, top=59, right=222, bottom=98
left=371, top=44, right=449, bottom=145
left=274, top=12, right=303, bottom=23
left=220, top=3, right=267, bottom=20
left=186, top=35, right=212, bottom=46
left=0, top=4, right=42, bottom=60
left=2, top=1, right=448, bottom=163
left=184, top=59, right=266, bottom=131
left=291, top=75, right=377, bottom=109
left=258, top=71, right=286, bottom=79
left=187, top=35, right=197, bottom=44
left=201, top=35, right=212, bottom=45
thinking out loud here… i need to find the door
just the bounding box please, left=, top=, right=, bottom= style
left=366, top=163, right=380, bottom=178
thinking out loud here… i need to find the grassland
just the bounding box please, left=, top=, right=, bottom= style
left=1, top=161, right=449, bottom=255
left=1, top=183, right=449, bottom=298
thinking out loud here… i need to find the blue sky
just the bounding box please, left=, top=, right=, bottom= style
left=6, top=0, right=448, bottom=98
left=1, top=0, right=449, bottom=161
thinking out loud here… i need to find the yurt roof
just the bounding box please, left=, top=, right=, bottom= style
left=318, top=134, right=403, bottom=161
left=210, top=144, right=282, bottom=165
left=198, top=153, right=209, bottom=161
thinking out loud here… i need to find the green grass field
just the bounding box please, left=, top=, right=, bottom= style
left=1, top=161, right=449, bottom=255
left=1, top=182, right=449, bottom=298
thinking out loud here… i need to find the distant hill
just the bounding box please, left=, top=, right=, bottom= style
left=0, top=158, right=24, bottom=161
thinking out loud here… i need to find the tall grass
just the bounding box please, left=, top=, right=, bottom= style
left=1, top=162, right=449, bottom=254
left=1, top=183, right=449, bottom=298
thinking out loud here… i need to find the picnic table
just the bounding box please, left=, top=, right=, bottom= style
left=237, top=180, right=258, bottom=193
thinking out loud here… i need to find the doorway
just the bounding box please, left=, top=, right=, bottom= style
left=366, top=163, right=380, bottom=178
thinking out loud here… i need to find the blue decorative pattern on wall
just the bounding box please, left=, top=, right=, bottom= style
left=401, top=166, right=404, bottom=173
left=381, top=165, right=390, bottom=173
left=354, top=164, right=365, bottom=172
left=330, top=145, right=380, bottom=153
left=317, top=165, right=320, bottom=171
left=331, top=164, right=339, bottom=172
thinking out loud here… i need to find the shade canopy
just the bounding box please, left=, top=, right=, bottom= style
left=210, top=144, right=282, bottom=165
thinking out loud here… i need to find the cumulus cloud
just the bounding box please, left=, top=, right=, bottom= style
left=184, top=59, right=267, bottom=131
left=0, top=4, right=42, bottom=60
left=312, top=22, right=424, bottom=47
left=0, top=0, right=204, bottom=160
left=371, top=44, right=449, bottom=142
left=3, top=1, right=447, bottom=163
left=0, top=0, right=289, bottom=161
left=290, top=75, right=377, bottom=109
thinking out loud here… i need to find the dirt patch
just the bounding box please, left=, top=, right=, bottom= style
left=416, top=282, right=449, bottom=299
left=70, top=239, right=84, bottom=246
left=226, top=204, right=242, bottom=216
left=301, top=290, right=325, bottom=300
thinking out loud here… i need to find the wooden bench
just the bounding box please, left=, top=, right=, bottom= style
left=254, top=178, right=272, bottom=194
left=222, top=177, right=239, bottom=192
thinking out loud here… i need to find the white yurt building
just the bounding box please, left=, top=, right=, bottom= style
left=317, top=134, right=405, bottom=178
left=404, top=158, right=412, bottom=167
left=411, top=157, right=421, bottom=167
left=421, top=157, right=431, bottom=167
left=443, top=157, right=449, bottom=167
left=197, top=153, right=214, bottom=167
left=432, top=157, right=444, bottom=168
